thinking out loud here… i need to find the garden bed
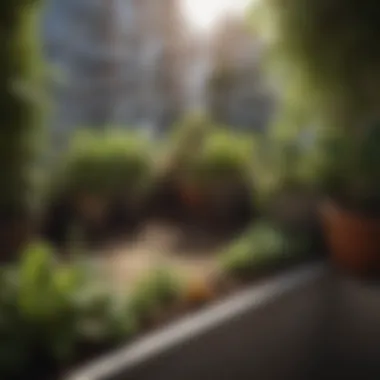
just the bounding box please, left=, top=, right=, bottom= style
left=2, top=118, right=324, bottom=380
left=0, top=216, right=317, bottom=380
left=67, top=263, right=380, bottom=380
left=96, top=220, right=234, bottom=289
left=57, top=222, right=316, bottom=379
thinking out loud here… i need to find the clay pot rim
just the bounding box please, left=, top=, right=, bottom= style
left=321, top=197, right=380, bottom=223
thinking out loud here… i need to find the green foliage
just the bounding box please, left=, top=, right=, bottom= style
left=219, top=222, right=309, bottom=279
left=258, top=0, right=380, bottom=216
left=170, top=113, right=215, bottom=141
left=0, top=242, right=134, bottom=378
left=0, top=0, right=45, bottom=217
left=317, top=122, right=380, bottom=215
left=127, top=267, right=184, bottom=323
left=184, top=130, right=256, bottom=187
left=268, top=140, right=317, bottom=187
left=259, top=0, right=380, bottom=134
left=250, top=128, right=322, bottom=210
left=50, top=130, right=154, bottom=200
left=165, top=113, right=217, bottom=170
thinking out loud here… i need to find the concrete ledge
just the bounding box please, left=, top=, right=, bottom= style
left=67, top=262, right=327, bottom=380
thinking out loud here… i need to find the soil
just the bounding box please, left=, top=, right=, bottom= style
left=93, top=220, right=237, bottom=290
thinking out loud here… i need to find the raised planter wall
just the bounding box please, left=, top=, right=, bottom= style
left=67, top=264, right=380, bottom=380
left=314, top=274, right=380, bottom=379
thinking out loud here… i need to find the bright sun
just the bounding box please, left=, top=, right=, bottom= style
left=183, top=0, right=251, bottom=31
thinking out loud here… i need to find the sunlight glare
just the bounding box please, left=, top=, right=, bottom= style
left=183, top=0, right=251, bottom=31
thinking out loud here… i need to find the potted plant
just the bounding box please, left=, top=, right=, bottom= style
left=318, top=125, right=380, bottom=275
left=259, top=0, right=380, bottom=275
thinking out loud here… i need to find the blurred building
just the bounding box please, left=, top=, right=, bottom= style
left=207, top=15, right=275, bottom=131
left=181, top=34, right=212, bottom=114
left=42, top=0, right=187, bottom=144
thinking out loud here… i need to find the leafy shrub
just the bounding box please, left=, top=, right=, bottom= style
left=188, top=131, right=254, bottom=184
left=126, top=267, right=184, bottom=324
left=49, top=130, right=154, bottom=201
left=219, top=222, right=310, bottom=279
left=0, top=242, right=134, bottom=379
left=160, top=115, right=255, bottom=187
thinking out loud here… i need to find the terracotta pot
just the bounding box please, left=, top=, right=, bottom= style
left=320, top=200, right=380, bottom=275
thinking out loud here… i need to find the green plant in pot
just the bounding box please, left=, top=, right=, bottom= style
left=317, top=123, right=380, bottom=274
left=259, top=0, right=380, bottom=275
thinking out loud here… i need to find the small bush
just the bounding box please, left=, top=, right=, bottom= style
left=219, top=222, right=310, bottom=280
left=187, top=130, right=255, bottom=186
left=126, top=267, right=184, bottom=324
left=178, top=130, right=256, bottom=223
left=0, top=242, right=134, bottom=379
left=159, top=115, right=255, bottom=190
left=49, top=130, right=154, bottom=201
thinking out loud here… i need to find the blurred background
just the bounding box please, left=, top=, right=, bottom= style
left=3, top=0, right=380, bottom=378
left=41, top=0, right=274, bottom=147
